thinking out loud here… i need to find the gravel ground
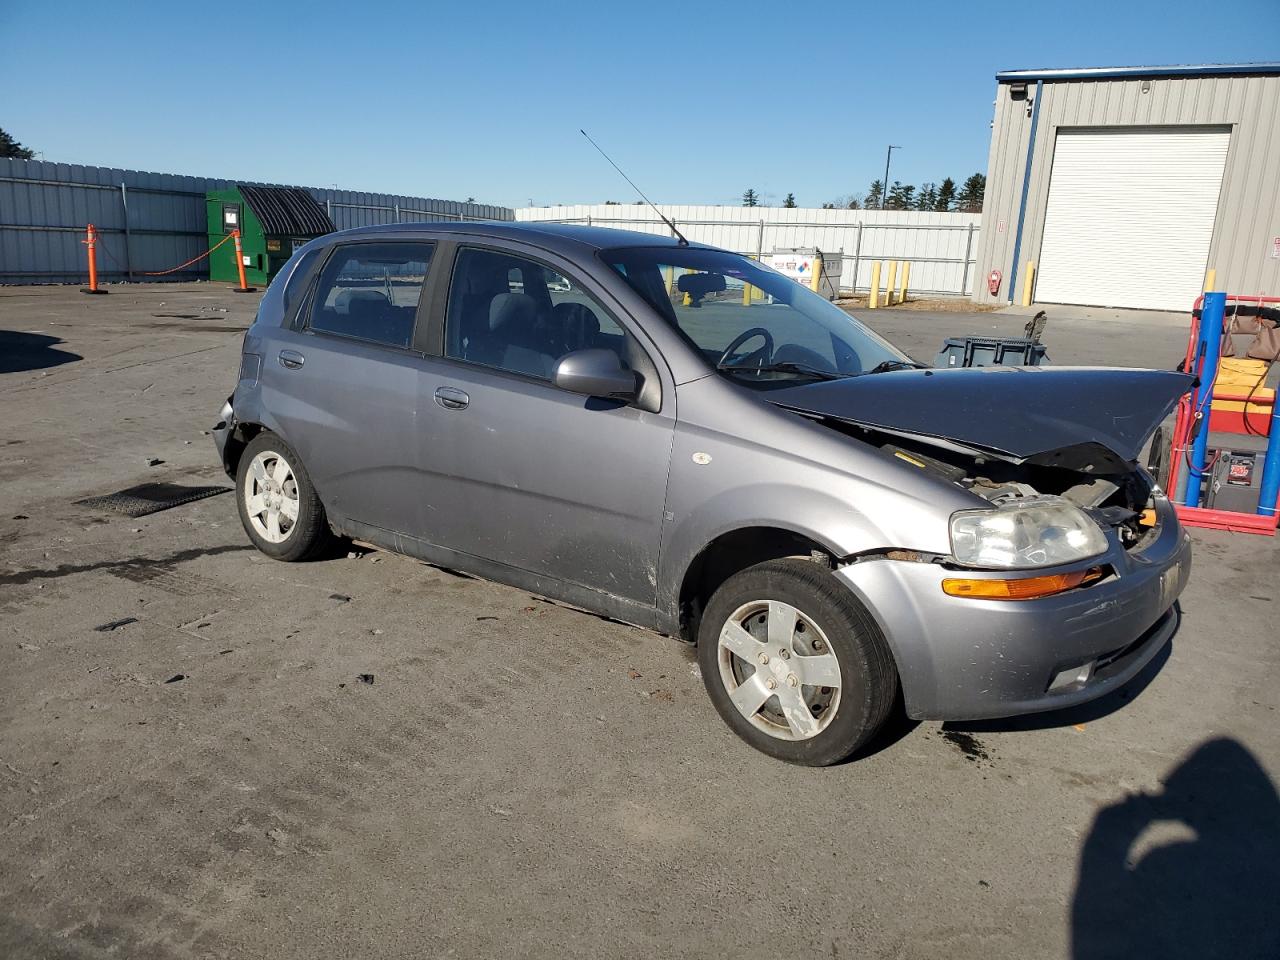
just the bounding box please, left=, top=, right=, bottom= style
left=1, top=282, right=1277, bottom=960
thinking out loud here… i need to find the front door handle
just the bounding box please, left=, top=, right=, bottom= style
left=278, top=349, right=305, bottom=370
left=434, top=386, right=470, bottom=410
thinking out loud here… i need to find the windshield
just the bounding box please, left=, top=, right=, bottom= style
left=602, top=246, right=909, bottom=384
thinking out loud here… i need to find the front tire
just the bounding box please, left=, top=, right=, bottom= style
left=235, top=431, right=335, bottom=562
left=697, top=558, right=897, bottom=766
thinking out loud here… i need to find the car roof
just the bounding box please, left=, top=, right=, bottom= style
left=323, top=219, right=716, bottom=255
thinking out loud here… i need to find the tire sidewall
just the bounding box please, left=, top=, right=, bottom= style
left=697, top=559, right=893, bottom=766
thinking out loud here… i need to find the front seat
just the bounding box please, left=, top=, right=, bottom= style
left=481, top=292, right=556, bottom=378
left=551, top=301, right=601, bottom=355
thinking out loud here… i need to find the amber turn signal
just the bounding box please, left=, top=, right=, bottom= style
left=942, top=567, right=1105, bottom=600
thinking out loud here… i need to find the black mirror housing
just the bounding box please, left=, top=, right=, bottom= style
left=553, top=348, right=638, bottom=400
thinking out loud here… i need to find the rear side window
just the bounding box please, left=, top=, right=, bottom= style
left=308, top=242, right=435, bottom=348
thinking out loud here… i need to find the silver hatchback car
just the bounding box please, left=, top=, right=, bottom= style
left=213, top=222, right=1192, bottom=765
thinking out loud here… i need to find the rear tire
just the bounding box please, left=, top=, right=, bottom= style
left=697, top=558, right=897, bottom=766
left=235, top=431, right=336, bottom=562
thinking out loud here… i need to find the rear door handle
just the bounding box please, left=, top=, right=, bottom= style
left=278, top=350, right=305, bottom=369
left=434, top=386, right=470, bottom=410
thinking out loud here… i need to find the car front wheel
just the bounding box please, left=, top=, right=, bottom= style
left=697, top=558, right=898, bottom=765
left=235, top=430, right=335, bottom=562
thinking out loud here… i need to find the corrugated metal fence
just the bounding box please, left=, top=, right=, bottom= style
left=0, top=158, right=513, bottom=284
left=516, top=205, right=982, bottom=296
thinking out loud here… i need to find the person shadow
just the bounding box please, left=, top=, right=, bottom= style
left=1072, top=736, right=1280, bottom=959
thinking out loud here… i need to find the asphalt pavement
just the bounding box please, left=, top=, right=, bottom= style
left=1, top=282, right=1277, bottom=960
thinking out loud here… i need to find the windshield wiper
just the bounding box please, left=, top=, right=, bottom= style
left=717, top=360, right=848, bottom=381
left=865, top=359, right=928, bottom=374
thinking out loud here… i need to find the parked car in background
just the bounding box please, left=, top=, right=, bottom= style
left=214, top=222, right=1192, bottom=765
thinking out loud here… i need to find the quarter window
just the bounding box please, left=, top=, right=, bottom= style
left=445, top=247, right=630, bottom=380
left=308, top=242, right=435, bottom=348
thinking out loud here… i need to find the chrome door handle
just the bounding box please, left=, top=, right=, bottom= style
left=278, top=350, right=305, bottom=369
left=434, top=386, right=470, bottom=410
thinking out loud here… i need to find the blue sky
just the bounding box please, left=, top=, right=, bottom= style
left=4, top=0, right=1278, bottom=209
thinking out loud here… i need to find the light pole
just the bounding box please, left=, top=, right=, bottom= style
left=881, top=145, right=900, bottom=209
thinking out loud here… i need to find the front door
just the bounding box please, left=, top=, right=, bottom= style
left=262, top=240, right=436, bottom=535
left=413, top=244, right=675, bottom=607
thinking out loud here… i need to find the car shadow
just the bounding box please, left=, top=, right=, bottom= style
left=1071, top=737, right=1280, bottom=959
left=942, top=607, right=1179, bottom=734
left=0, top=330, right=83, bottom=374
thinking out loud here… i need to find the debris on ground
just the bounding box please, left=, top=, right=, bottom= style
left=17, top=643, right=40, bottom=652
left=346, top=550, right=365, bottom=560
left=488, top=805, right=513, bottom=818
left=145, top=458, right=165, bottom=467
left=164, top=674, right=187, bottom=684
left=357, top=674, right=375, bottom=685
left=94, top=617, right=139, bottom=632
left=627, top=668, right=642, bottom=680
left=476, top=616, right=498, bottom=621
left=329, top=594, right=351, bottom=603
left=650, top=690, right=674, bottom=703
left=12, top=515, right=28, bottom=520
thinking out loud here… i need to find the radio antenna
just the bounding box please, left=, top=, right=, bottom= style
left=580, top=129, right=688, bottom=246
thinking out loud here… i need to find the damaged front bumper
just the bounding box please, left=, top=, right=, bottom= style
left=835, top=496, right=1191, bottom=721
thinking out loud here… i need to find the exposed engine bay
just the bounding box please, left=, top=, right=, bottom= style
left=841, top=423, right=1159, bottom=551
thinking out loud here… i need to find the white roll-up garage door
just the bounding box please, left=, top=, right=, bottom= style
left=1034, top=128, right=1230, bottom=312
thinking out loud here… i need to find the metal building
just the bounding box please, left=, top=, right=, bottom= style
left=973, top=63, right=1280, bottom=311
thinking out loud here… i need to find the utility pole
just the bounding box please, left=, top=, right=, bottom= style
left=882, top=145, right=900, bottom=209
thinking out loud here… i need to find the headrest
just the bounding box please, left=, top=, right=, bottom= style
left=335, top=289, right=390, bottom=315
left=489, top=292, right=537, bottom=332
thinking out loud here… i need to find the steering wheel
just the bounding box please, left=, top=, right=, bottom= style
left=717, top=327, right=774, bottom=368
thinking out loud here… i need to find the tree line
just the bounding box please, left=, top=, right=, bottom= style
left=1, top=126, right=36, bottom=160
left=741, top=174, right=985, bottom=212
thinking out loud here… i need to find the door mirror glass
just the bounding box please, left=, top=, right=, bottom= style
left=553, top=348, right=638, bottom=400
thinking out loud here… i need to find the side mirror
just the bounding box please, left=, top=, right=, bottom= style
left=553, top=348, right=638, bottom=401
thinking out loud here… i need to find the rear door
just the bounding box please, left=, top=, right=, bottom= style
left=411, top=241, right=676, bottom=607
left=262, top=239, right=436, bottom=535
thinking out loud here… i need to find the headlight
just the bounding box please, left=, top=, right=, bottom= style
left=950, top=495, right=1109, bottom=569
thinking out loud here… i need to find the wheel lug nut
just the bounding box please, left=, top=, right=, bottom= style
left=765, top=678, right=777, bottom=690
left=788, top=674, right=799, bottom=687
left=758, top=652, right=769, bottom=665
left=779, top=648, right=790, bottom=660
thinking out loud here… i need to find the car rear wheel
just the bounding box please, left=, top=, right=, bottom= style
left=236, top=431, right=335, bottom=562
left=697, top=558, right=897, bottom=766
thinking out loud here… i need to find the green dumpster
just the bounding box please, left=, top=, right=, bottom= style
left=206, top=186, right=335, bottom=286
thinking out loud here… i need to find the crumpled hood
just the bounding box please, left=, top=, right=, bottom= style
left=766, top=365, right=1194, bottom=470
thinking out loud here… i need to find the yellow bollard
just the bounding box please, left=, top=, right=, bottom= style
left=683, top=268, right=694, bottom=306
left=664, top=265, right=675, bottom=295
left=868, top=261, right=882, bottom=309
left=1203, top=268, right=1216, bottom=293
left=1021, top=261, right=1036, bottom=307
left=886, top=261, right=899, bottom=306
left=743, top=256, right=755, bottom=305
left=810, top=255, right=823, bottom=294
left=898, top=261, right=911, bottom=304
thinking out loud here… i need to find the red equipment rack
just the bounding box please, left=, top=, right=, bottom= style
left=1165, top=293, right=1280, bottom=535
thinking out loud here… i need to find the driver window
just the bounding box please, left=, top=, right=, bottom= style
left=445, top=248, right=632, bottom=380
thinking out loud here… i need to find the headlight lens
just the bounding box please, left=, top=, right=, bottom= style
left=950, top=495, right=1109, bottom=569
